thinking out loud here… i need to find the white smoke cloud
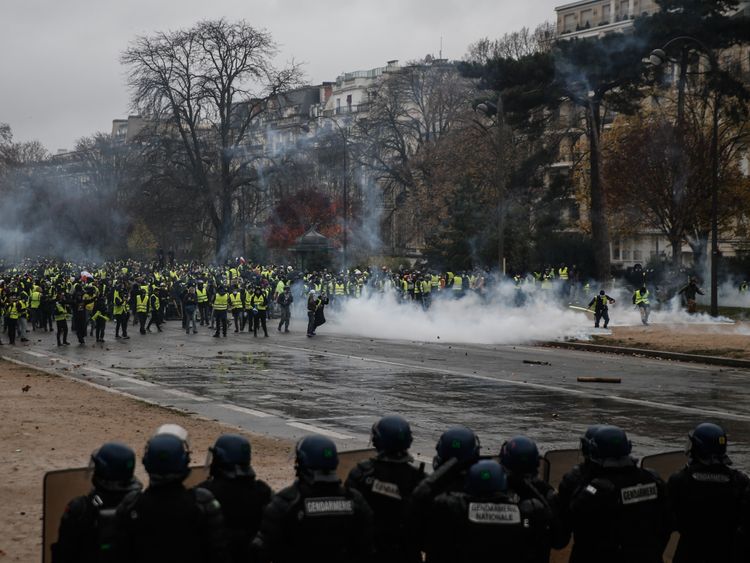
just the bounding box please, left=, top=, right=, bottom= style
left=322, top=279, right=738, bottom=345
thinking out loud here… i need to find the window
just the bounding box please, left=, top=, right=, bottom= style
left=581, top=9, right=593, bottom=27
left=564, top=14, right=576, bottom=32
left=633, top=249, right=642, bottom=261
left=613, top=240, right=621, bottom=260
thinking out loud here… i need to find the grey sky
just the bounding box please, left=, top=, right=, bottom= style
left=0, top=0, right=562, bottom=152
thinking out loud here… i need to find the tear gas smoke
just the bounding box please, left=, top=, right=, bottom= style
left=321, top=279, right=740, bottom=346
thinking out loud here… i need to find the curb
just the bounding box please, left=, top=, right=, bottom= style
left=542, top=342, right=750, bottom=369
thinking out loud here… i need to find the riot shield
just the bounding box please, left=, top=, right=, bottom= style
left=336, top=448, right=377, bottom=480
left=641, top=451, right=685, bottom=563
left=43, top=464, right=211, bottom=563
left=543, top=448, right=582, bottom=490
left=43, top=467, right=91, bottom=563
left=640, top=450, right=685, bottom=479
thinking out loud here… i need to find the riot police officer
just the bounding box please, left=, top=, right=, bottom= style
left=667, top=422, right=750, bottom=563
left=499, top=435, right=569, bottom=560
left=52, top=442, right=142, bottom=563
left=252, top=434, right=374, bottom=563
left=408, top=426, right=481, bottom=561
left=557, top=424, right=603, bottom=536
left=114, top=433, right=228, bottom=563
left=346, top=415, right=425, bottom=563
left=197, top=434, right=273, bottom=563
left=429, top=460, right=550, bottom=562
left=563, top=425, right=670, bottom=563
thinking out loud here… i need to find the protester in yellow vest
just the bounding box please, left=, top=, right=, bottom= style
left=632, top=285, right=650, bottom=325
left=212, top=286, right=229, bottom=338
left=249, top=287, right=269, bottom=337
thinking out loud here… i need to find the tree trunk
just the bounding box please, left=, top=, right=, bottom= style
left=670, top=237, right=682, bottom=268
left=587, top=99, right=611, bottom=282
left=214, top=191, right=234, bottom=263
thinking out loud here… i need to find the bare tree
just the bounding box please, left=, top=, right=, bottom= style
left=464, top=23, right=556, bottom=64
left=355, top=61, right=475, bottom=252
left=121, top=19, right=302, bottom=261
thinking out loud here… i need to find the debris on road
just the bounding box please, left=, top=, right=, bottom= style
left=577, top=376, right=621, bottom=384
left=523, top=360, right=551, bottom=366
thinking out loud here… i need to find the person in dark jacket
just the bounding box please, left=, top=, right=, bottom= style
left=306, top=290, right=329, bottom=337
left=115, top=433, right=228, bottom=563
left=346, top=415, right=425, bottom=563
left=252, top=435, right=374, bottom=563
left=276, top=286, right=293, bottom=333
left=587, top=290, right=615, bottom=329
left=678, top=277, right=705, bottom=314
left=667, top=422, right=750, bottom=563
left=198, top=434, right=272, bottom=563
left=52, top=442, right=142, bottom=563
left=561, top=425, right=670, bottom=563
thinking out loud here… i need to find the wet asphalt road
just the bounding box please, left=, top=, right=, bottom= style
left=4, top=319, right=750, bottom=470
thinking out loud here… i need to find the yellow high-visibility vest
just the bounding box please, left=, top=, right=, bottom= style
left=213, top=293, right=229, bottom=311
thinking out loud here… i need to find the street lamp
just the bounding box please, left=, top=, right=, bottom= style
left=648, top=37, right=720, bottom=317
left=475, top=96, right=510, bottom=275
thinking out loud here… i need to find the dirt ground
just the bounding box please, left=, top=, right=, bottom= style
left=587, top=322, right=750, bottom=359
left=0, top=360, right=295, bottom=562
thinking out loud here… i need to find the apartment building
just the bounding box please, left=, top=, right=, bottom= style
left=553, top=1, right=750, bottom=270
left=556, top=0, right=658, bottom=39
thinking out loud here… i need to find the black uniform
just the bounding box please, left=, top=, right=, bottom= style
left=114, top=483, right=228, bottom=563
left=197, top=473, right=272, bottom=563
left=407, top=459, right=472, bottom=561
left=253, top=479, right=374, bottom=563
left=668, top=461, right=750, bottom=563
left=346, top=454, right=425, bottom=563
left=506, top=473, right=569, bottom=561
left=587, top=294, right=613, bottom=328
left=52, top=489, right=129, bottom=563
left=427, top=487, right=551, bottom=563
left=564, top=462, right=670, bottom=563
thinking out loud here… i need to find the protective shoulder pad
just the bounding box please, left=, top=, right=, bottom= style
left=62, top=495, right=90, bottom=520
left=275, top=485, right=302, bottom=508
left=193, top=486, right=222, bottom=514
left=116, top=490, right=141, bottom=518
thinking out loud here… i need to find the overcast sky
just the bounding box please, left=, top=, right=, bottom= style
left=0, top=0, right=562, bottom=152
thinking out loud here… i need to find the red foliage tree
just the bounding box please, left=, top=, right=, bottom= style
left=265, top=188, right=343, bottom=249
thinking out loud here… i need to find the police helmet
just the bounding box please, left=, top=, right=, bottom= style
left=90, top=442, right=140, bottom=493
left=434, top=426, right=481, bottom=469
left=371, top=415, right=413, bottom=454
left=580, top=424, right=604, bottom=459
left=588, top=425, right=633, bottom=468
left=465, top=460, right=508, bottom=496
left=142, top=433, right=191, bottom=484
left=499, top=435, right=540, bottom=476
left=208, top=434, right=254, bottom=479
left=687, top=422, right=730, bottom=465
left=295, top=435, right=339, bottom=483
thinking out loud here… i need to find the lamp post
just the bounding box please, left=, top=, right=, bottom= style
left=649, top=37, right=720, bottom=317
left=475, top=95, right=510, bottom=275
